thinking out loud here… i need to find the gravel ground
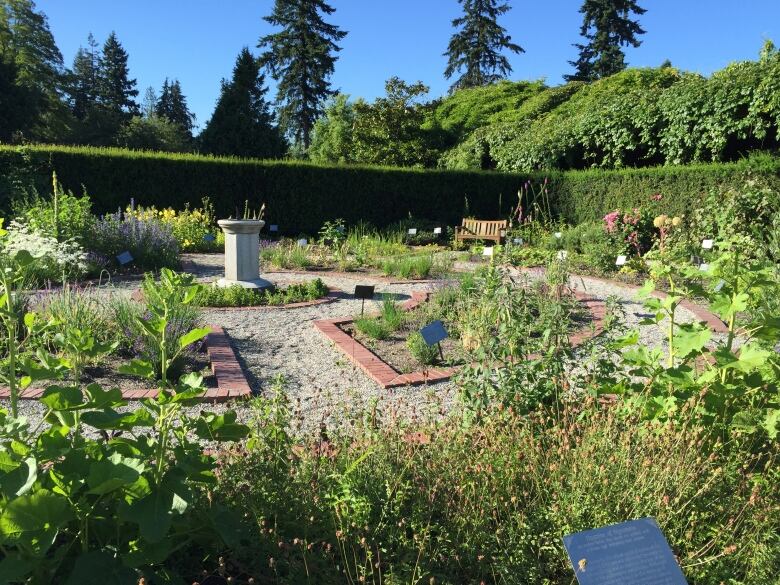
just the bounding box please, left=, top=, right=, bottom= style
left=7, top=253, right=728, bottom=436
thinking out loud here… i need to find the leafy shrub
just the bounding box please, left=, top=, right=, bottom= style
left=110, top=272, right=201, bottom=382
left=193, top=279, right=328, bottom=307
left=12, top=173, right=95, bottom=244
left=406, top=331, right=438, bottom=365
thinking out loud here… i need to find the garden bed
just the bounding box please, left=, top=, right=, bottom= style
left=0, top=326, right=251, bottom=402
left=315, top=289, right=607, bottom=389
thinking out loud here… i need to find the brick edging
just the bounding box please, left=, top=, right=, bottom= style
left=0, top=325, right=251, bottom=402
left=314, top=290, right=607, bottom=389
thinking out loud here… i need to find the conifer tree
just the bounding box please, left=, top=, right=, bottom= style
left=0, top=0, right=67, bottom=139
left=258, top=0, right=347, bottom=149
left=444, top=0, right=523, bottom=91
left=156, top=78, right=195, bottom=135
left=565, top=0, right=646, bottom=82
left=97, top=31, right=138, bottom=116
left=200, top=47, right=286, bottom=158
left=68, top=32, right=99, bottom=120
left=141, top=85, right=157, bottom=118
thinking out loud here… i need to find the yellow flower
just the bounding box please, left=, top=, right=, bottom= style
left=671, top=216, right=682, bottom=227
left=653, top=215, right=667, bottom=229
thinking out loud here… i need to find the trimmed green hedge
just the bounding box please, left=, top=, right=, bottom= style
left=1, top=144, right=778, bottom=233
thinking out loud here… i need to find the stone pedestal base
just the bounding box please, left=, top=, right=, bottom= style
left=217, top=218, right=273, bottom=289
left=216, top=277, right=275, bottom=291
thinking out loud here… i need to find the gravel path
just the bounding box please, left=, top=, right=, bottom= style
left=7, top=253, right=728, bottom=436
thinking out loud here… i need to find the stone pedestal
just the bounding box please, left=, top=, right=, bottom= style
left=216, top=219, right=274, bottom=290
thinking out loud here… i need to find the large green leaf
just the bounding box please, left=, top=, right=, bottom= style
left=178, top=327, right=211, bottom=349
left=39, top=386, right=84, bottom=411
left=117, top=359, right=155, bottom=380
left=0, top=553, right=36, bottom=584
left=64, top=551, right=137, bottom=585
left=0, top=490, right=73, bottom=555
left=195, top=411, right=250, bottom=442
left=87, top=453, right=145, bottom=495
left=672, top=323, right=711, bottom=358
left=0, top=457, right=37, bottom=497
left=81, top=409, right=155, bottom=431
left=119, top=486, right=189, bottom=543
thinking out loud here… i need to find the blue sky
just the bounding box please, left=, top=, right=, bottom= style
left=38, top=0, right=780, bottom=132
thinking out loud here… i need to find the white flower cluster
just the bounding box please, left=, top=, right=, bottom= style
left=2, top=220, right=88, bottom=281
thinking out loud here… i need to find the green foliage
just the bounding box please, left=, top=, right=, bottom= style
left=429, top=79, right=546, bottom=143
left=442, top=52, right=780, bottom=172
left=218, top=394, right=780, bottom=584
left=0, top=0, right=67, bottom=142
left=380, top=254, right=437, bottom=279
left=351, top=78, right=440, bottom=168
left=258, top=0, right=347, bottom=148
left=118, top=269, right=205, bottom=386
left=443, top=0, right=524, bottom=91
left=115, top=114, right=192, bottom=152
left=308, top=93, right=356, bottom=164
left=354, top=317, right=390, bottom=341
left=97, top=31, right=138, bottom=117
left=12, top=172, right=94, bottom=243
left=406, top=331, right=438, bottom=365
left=566, top=0, right=646, bottom=82
left=199, top=48, right=286, bottom=159
left=193, top=279, right=328, bottom=307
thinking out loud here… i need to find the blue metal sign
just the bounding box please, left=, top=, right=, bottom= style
left=203, top=233, right=216, bottom=242
left=116, top=251, right=134, bottom=265
left=563, top=518, right=687, bottom=585
left=420, top=320, right=448, bottom=346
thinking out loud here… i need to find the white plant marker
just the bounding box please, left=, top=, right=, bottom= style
left=713, top=279, right=726, bottom=292
left=699, top=263, right=710, bottom=272
left=556, top=250, right=568, bottom=260
left=483, top=246, right=494, bottom=257
left=513, top=237, right=523, bottom=245
left=408, top=228, right=418, bottom=235
left=615, top=255, right=627, bottom=266
left=702, top=239, right=714, bottom=249
left=554, top=232, right=562, bottom=239
left=297, top=238, right=308, bottom=247
left=433, top=227, right=442, bottom=234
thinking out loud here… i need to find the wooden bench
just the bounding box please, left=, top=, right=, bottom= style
left=454, top=218, right=507, bottom=244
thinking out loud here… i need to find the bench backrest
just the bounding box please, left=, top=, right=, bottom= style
left=461, top=218, right=508, bottom=237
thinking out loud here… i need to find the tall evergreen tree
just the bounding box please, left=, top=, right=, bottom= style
left=0, top=0, right=67, bottom=139
left=565, top=0, right=646, bottom=82
left=199, top=47, right=286, bottom=158
left=444, top=0, right=524, bottom=91
left=258, top=0, right=347, bottom=149
left=141, top=85, right=157, bottom=118
left=156, top=78, right=195, bottom=135
left=0, top=54, right=35, bottom=140
left=97, top=31, right=138, bottom=116
left=68, top=32, right=99, bottom=120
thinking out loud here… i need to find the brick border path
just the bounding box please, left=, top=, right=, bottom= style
left=0, top=325, right=252, bottom=403
left=314, top=290, right=608, bottom=389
